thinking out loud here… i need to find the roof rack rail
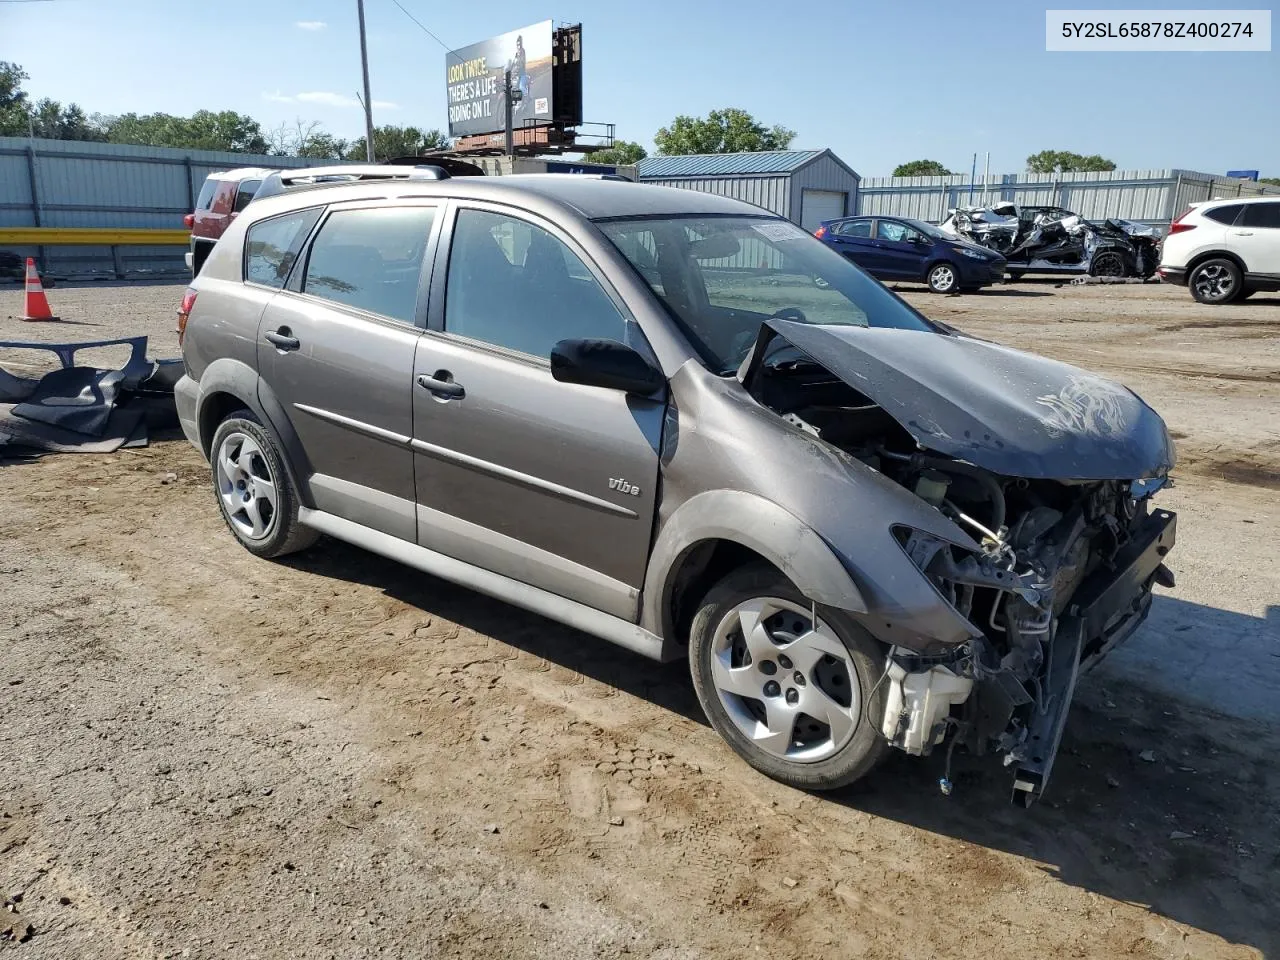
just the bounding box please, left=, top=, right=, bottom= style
left=253, top=164, right=454, bottom=201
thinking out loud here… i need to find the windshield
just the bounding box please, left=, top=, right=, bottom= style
left=598, top=215, right=937, bottom=374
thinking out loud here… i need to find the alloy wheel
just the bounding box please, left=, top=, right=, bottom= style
left=1193, top=263, right=1235, bottom=301
left=709, top=597, right=861, bottom=763
left=214, top=431, right=278, bottom=541
left=930, top=265, right=956, bottom=292
left=1092, top=251, right=1125, bottom=277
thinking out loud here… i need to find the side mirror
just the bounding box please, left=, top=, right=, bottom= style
left=550, top=339, right=665, bottom=395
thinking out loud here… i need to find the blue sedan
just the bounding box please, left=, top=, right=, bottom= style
left=815, top=216, right=1007, bottom=294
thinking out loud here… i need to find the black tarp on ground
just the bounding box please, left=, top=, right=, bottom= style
left=0, top=336, right=178, bottom=458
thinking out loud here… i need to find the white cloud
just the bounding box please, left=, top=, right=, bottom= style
left=296, top=20, right=327, bottom=30
left=262, top=91, right=399, bottom=111
left=295, top=91, right=359, bottom=108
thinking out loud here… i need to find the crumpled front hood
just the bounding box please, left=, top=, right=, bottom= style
left=742, top=320, right=1176, bottom=480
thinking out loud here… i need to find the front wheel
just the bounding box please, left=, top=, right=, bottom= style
left=927, top=262, right=959, bottom=294
left=689, top=564, right=889, bottom=791
left=1189, top=258, right=1242, bottom=304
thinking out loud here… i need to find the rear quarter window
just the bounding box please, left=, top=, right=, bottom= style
left=195, top=179, right=218, bottom=211
left=1203, top=204, right=1243, bottom=225
left=244, top=208, right=322, bottom=289
left=233, top=180, right=263, bottom=213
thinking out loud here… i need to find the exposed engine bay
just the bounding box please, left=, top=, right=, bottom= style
left=939, top=202, right=1162, bottom=279
left=742, top=319, right=1178, bottom=805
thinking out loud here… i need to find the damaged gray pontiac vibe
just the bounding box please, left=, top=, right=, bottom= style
left=175, top=169, right=1177, bottom=805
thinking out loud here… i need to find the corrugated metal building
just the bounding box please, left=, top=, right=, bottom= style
left=0, top=137, right=326, bottom=277
left=856, top=168, right=1280, bottom=227
left=636, top=150, right=860, bottom=231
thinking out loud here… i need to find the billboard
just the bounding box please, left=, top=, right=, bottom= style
left=446, top=21, right=554, bottom=139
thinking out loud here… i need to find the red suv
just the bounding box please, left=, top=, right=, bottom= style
left=184, top=167, right=276, bottom=275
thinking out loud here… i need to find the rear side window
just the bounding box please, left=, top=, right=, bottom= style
left=1203, top=203, right=1243, bottom=225
left=302, top=206, right=436, bottom=324
left=244, top=208, right=322, bottom=288
left=233, top=179, right=263, bottom=213
left=195, top=179, right=218, bottom=211
left=837, top=220, right=872, bottom=238
left=1240, top=202, right=1280, bottom=229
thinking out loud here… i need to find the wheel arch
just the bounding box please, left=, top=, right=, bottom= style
left=641, top=490, right=868, bottom=659
left=195, top=358, right=315, bottom=508
left=1186, top=248, right=1248, bottom=277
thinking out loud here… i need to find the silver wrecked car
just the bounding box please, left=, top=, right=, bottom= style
left=174, top=169, right=1177, bottom=804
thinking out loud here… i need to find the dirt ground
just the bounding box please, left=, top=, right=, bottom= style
left=1, top=279, right=1278, bottom=959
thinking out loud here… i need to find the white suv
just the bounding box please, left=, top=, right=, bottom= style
left=1157, top=196, right=1280, bottom=303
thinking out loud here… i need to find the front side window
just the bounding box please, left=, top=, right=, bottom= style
left=600, top=215, right=936, bottom=374
left=244, top=207, right=322, bottom=289
left=876, top=220, right=918, bottom=243
left=444, top=209, right=626, bottom=358
left=1240, top=202, right=1280, bottom=229
left=837, top=220, right=872, bottom=238
left=233, top=179, right=263, bottom=213
left=301, top=206, right=436, bottom=324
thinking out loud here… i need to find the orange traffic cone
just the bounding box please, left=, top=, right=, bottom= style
left=22, top=258, right=59, bottom=322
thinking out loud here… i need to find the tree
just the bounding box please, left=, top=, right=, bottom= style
left=344, top=125, right=451, bottom=162
left=267, top=119, right=348, bottom=159
left=1260, top=177, right=1280, bottom=187
left=1026, top=150, right=1116, bottom=174
left=654, top=108, right=795, bottom=155
left=586, top=140, right=647, bottom=165
left=893, top=159, right=952, bottom=177
left=99, top=110, right=268, bottom=153
left=0, top=60, right=29, bottom=134
left=26, top=98, right=103, bottom=141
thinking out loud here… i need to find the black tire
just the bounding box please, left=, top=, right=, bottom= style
left=209, top=409, right=318, bottom=559
left=688, top=564, right=890, bottom=791
left=1237, top=288, right=1256, bottom=301
left=1188, top=257, right=1243, bottom=304
left=1007, top=270, right=1025, bottom=282
left=1089, top=249, right=1126, bottom=278
left=926, top=262, right=959, bottom=294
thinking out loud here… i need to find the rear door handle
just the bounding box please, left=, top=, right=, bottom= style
left=416, top=373, right=465, bottom=399
left=1232, top=230, right=1254, bottom=236
left=264, top=329, right=300, bottom=351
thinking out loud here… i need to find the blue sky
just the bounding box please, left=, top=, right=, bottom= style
left=2, top=0, right=1276, bottom=176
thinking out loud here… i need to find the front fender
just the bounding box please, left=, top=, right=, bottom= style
left=641, top=489, right=867, bottom=643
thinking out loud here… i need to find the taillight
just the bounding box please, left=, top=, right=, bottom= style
left=183, top=213, right=194, bottom=229
left=814, top=225, right=827, bottom=238
left=177, top=287, right=197, bottom=345
left=1168, top=208, right=1195, bottom=234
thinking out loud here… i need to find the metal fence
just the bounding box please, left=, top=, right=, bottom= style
left=0, top=137, right=324, bottom=278
left=856, top=168, right=1280, bottom=227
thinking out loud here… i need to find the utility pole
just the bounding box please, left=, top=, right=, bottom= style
left=357, top=0, right=376, bottom=161
left=503, top=69, right=515, bottom=158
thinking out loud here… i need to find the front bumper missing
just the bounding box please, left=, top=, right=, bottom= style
left=1010, top=508, right=1177, bottom=806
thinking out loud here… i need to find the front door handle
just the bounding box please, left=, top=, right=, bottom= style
left=1232, top=230, right=1254, bottom=236
left=264, top=329, right=300, bottom=351
left=416, top=373, right=465, bottom=399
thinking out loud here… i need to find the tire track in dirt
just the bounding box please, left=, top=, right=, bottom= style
left=3, top=442, right=1276, bottom=958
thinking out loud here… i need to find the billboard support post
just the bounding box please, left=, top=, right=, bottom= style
left=357, top=0, right=375, bottom=161
left=504, top=70, right=514, bottom=158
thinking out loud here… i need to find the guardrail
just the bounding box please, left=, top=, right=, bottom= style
left=0, top=227, right=190, bottom=246
left=0, top=227, right=191, bottom=280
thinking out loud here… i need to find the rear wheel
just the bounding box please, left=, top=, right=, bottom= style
left=210, top=410, right=318, bottom=558
left=1189, top=258, right=1242, bottom=304
left=689, top=564, right=889, bottom=791
left=927, top=262, right=958, bottom=294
